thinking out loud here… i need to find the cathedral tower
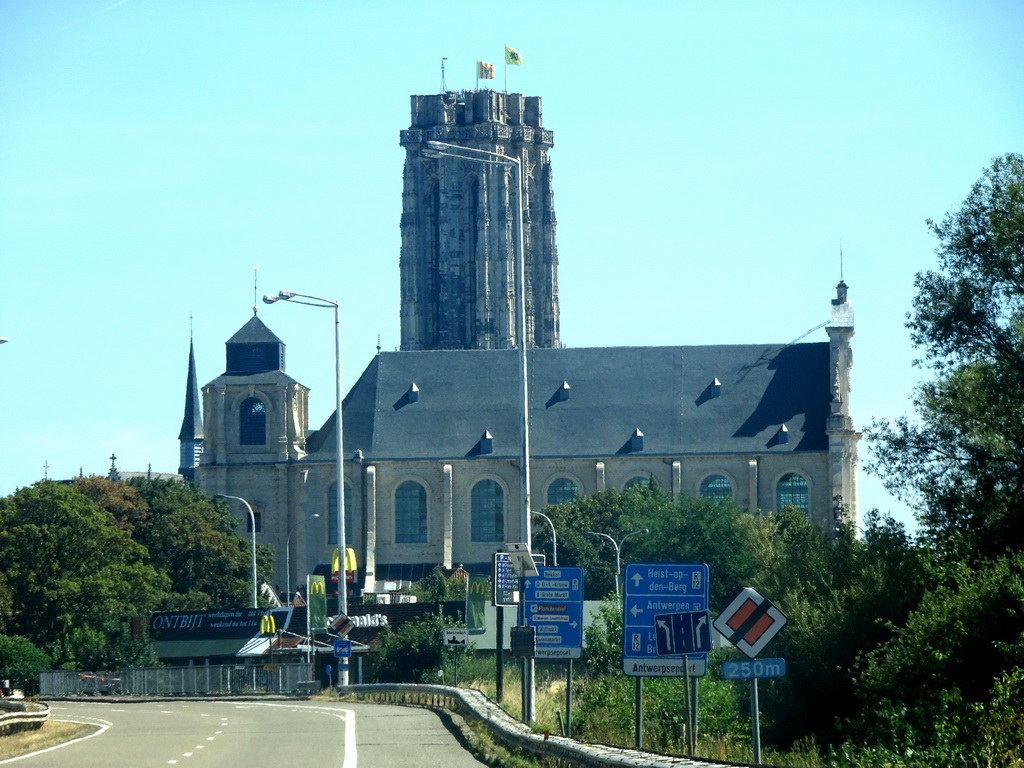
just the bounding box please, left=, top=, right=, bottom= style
left=398, top=91, right=560, bottom=351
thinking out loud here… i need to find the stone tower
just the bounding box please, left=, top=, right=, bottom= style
left=826, top=280, right=860, bottom=527
left=398, top=90, right=560, bottom=351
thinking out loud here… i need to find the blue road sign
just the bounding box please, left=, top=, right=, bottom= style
left=722, top=658, right=787, bottom=679
left=655, top=610, right=712, bottom=656
left=622, top=563, right=709, bottom=677
left=493, top=552, right=519, bottom=606
left=333, top=639, right=352, bottom=658
left=524, top=566, right=584, bottom=660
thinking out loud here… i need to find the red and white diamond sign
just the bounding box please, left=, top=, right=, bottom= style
left=713, top=587, right=787, bottom=658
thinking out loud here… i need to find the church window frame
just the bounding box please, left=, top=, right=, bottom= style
left=775, top=472, right=810, bottom=513
left=394, top=480, right=428, bottom=544
left=239, top=397, right=267, bottom=445
left=698, top=473, right=733, bottom=501
left=470, top=478, right=505, bottom=542
left=327, top=481, right=354, bottom=546
left=545, top=476, right=580, bottom=506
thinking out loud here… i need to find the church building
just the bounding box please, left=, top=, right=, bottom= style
left=187, top=90, right=859, bottom=599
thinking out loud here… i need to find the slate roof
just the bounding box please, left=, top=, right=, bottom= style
left=309, top=343, right=831, bottom=460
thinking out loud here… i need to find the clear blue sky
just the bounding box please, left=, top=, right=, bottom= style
left=2, top=0, right=1022, bottom=534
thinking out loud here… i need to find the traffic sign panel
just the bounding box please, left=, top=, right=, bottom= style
left=333, top=639, right=352, bottom=658
left=524, top=566, right=584, bottom=659
left=443, top=628, right=469, bottom=647
left=713, top=587, right=787, bottom=659
left=493, top=552, right=519, bottom=606
left=622, top=563, right=709, bottom=677
left=655, top=610, right=712, bottom=656
left=722, top=658, right=787, bottom=679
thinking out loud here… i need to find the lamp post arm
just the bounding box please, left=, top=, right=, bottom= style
left=217, top=494, right=258, bottom=608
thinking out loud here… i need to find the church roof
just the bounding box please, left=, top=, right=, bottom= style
left=310, top=343, right=831, bottom=460
left=225, top=315, right=283, bottom=345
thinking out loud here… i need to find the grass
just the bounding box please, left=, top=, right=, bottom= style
left=0, top=721, right=98, bottom=761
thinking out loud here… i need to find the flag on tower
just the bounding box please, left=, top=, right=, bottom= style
left=477, top=60, right=495, bottom=79
left=504, top=45, right=522, bottom=66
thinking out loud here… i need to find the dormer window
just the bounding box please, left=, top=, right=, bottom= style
left=630, top=428, right=644, bottom=453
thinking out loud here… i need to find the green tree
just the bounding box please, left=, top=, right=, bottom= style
left=372, top=609, right=462, bottom=683
left=0, top=482, right=169, bottom=665
left=867, top=153, right=1024, bottom=562
left=850, top=552, right=1024, bottom=754
left=86, top=478, right=270, bottom=609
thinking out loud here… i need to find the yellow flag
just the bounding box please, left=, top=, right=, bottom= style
left=504, top=46, right=522, bottom=66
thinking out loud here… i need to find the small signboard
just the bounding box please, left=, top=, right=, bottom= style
left=443, top=628, right=469, bottom=647
left=509, top=626, right=536, bottom=658
left=713, top=587, right=787, bottom=659
left=493, top=552, right=519, bottom=606
left=333, top=639, right=352, bottom=658
left=722, top=658, right=787, bottom=679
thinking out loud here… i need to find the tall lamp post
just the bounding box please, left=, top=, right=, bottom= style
left=263, top=289, right=348, bottom=685
left=586, top=529, right=649, bottom=598
left=217, top=494, right=258, bottom=608
left=422, top=140, right=532, bottom=549
left=531, top=511, right=557, bottom=566
left=286, top=513, right=320, bottom=606
left=423, top=139, right=534, bottom=721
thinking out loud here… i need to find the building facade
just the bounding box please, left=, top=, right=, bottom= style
left=190, top=90, right=859, bottom=599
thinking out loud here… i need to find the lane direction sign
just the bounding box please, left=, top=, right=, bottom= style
left=655, top=610, right=712, bottom=656
left=524, top=566, right=584, bottom=660
left=622, top=563, right=709, bottom=677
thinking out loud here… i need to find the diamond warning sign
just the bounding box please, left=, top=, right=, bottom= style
left=713, top=587, right=787, bottom=659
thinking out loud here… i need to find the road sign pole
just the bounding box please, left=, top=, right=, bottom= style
left=634, top=677, right=643, bottom=749
left=684, top=662, right=694, bottom=754
left=566, top=659, right=573, bottom=738
left=751, top=676, right=761, bottom=764
left=496, top=606, right=505, bottom=702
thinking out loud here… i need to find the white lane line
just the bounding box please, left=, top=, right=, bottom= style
left=0, top=718, right=111, bottom=764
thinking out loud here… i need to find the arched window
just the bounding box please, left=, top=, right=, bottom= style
left=776, top=473, right=809, bottom=512
left=699, top=474, right=732, bottom=501
left=546, top=477, right=579, bottom=506
left=395, top=481, right=428, bottom=543
left=624, top=475, right=652, bottom=491
left=239, top=397, right=267, bottom=445
left=328, top=482, right=354, bottom=545
left=471, top=479, right=504, bottom=542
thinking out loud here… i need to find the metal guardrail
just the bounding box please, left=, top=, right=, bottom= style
left=35, top=670, right=751, bottom=767
left=40, top=664, right=311, bottom=697
left=340, top=683, right=753, bottom=768
left=0, top=701, right=50, bottom=735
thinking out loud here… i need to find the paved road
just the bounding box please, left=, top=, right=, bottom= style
left=11, top=700, right=487, bottom=768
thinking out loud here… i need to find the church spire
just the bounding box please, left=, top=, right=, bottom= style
left=178, top=337, right=204, bottom=482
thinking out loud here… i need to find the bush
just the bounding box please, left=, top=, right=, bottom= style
left=0, top=635, right=51, bottom=695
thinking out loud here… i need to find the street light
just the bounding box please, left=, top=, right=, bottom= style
left=423, top=140, right=534, bottom=722
left=421, top=140, right=532, bottom=549
left=263, top=288, right=349, bottom=686
left=217, top=494, right=258, bottom=608
left=286, top=513, right=320, bottom=606
left=531, top=511, right=557, bottom=566
left=586, top=529, right=649, bottom=598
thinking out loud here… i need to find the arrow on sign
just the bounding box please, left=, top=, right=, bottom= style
left=630, top=605, right=644, bottom=618
left=631, top=572, right=644, bottom=587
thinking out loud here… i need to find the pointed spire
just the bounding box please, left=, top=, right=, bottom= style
left=178, top=337, right=204, bottom=481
